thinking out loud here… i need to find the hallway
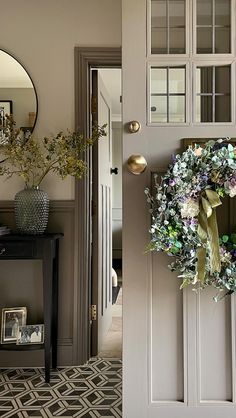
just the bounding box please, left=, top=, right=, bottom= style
left=0, top=358, right=122, bottom=417
left=99, top=275, right=122, bottom=359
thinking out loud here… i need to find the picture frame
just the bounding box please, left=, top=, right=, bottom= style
left=17, top=324, right=44, bottom=345
left=0, top=100, right=13, bottom=127
left=1, top=307, right=27, bottom=344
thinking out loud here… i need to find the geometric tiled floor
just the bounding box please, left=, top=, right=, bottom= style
left=0, top=358, right=122, bottom=417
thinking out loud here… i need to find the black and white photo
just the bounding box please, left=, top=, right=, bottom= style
left=17, top=324, right=44, bottom=345
left=1, top=307, right=27, bottom=344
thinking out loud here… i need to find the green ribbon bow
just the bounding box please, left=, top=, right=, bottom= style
left=197, top=189, right=222, bottom=283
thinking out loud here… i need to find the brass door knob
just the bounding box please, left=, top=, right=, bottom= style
left=127, top=154, right=147, bottom=175
left=128, top=120, right=141, bottom=133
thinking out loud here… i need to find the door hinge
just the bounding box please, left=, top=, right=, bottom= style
left=91, top=304, right=97, bottom=321
left=91, top=97, right=97, bottom=114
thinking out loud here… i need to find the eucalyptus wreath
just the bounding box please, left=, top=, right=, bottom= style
left=145, top=138, right=236, bottom=300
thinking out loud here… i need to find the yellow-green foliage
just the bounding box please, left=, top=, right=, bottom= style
left=0, top=116, right=106, bottom=187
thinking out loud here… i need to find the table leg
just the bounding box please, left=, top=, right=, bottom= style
left=52, top=238, right=59, bottom=369
left=42, top=239, right=53, bottom=383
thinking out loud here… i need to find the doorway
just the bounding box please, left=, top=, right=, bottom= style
left=74, top=47, right=121, bottom=365
left=91, top=68, right=122, bottom=359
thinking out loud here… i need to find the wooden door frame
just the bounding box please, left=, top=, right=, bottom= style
left=74, top=47, right=122, bottom=364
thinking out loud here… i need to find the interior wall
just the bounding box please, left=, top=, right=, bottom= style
left=0, top=0, right=121, bottom=200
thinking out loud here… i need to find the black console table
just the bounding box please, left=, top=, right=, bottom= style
left=0, top=233, right=63, bottom=383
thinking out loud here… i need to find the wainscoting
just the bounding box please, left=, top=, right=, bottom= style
left=0, top=200, right=76, bottom=367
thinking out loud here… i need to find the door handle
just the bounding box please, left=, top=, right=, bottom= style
left=128, top=120, right=141, bottom=133
left=110, top=167, right=119, bottom=175
left=127, top=154, right=147, bottom=175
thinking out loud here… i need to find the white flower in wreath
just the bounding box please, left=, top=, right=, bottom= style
left=180, top=198, right=200, bottom=219
left=224, top=180, right=236, bottom=197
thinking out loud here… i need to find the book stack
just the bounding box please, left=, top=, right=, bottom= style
left=0, top=225, right=10, bottom=236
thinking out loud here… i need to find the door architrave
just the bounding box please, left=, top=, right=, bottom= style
left=74, top=47, right=122, bottom=364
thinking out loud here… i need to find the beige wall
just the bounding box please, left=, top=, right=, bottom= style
left=0, top=0, right=121, bottom=200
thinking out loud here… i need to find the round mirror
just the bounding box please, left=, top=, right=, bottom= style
left=0, top=49, right=38, bottom=133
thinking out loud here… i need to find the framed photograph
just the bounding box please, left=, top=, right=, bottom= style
left=17, top=324, right=44, bottom=345
left=0, top=100, right=13, bottom=127
left=1, top=307, right=27, bottom=344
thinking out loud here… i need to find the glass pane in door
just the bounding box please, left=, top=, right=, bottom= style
left=215, top=0, right=230, bottom=25
left=151, top=96, right=168, bottom=122
left=169, top=68, right=185, bottom=93
left=151, top=0, right=168, bottom=53
left=197, top=27, right=212, bottom=53
left=169, top=96, right=185, bottom=122
left=169, top=28, right=185, bottom=53
left=169, top=0, right=185, bottom=53
left=197, top=0, right=212, bottom=25
left=151, top=68, right=167, bottom=93
left=215, top=96, right=231, bottom=122
left=215, top=66, right=230, bottom=94
left=215, top=27, right=230, bottom=53
left=151, top=0, right=186, bottom=54
left=199, top=96, right=213, bottom=122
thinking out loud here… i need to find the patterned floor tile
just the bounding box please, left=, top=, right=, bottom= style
left=0, top=359, right=122, bottom=418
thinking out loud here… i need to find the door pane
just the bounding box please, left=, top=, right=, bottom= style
left=197, top=27, right=212, bottom=53
left=150, top=95, right=167, bottom=122
left=151, top=28, right=167, bottom=54
left=215, top=0, right=230, bottom=25
left=197, top=0, right=212, bottom=25
left=215, top=66, right=230, bottom=94
left=151, top=0, right=185, bottom=54
left=169, top=28, right=185, bottom=53
left=169, top=68, right=185, bottom=93
left=215, top=27, right=230, bottom=53
left=169, top=0, right=185, bottom=27
left=151, top=0, right=166, bottom=27
left=151, top=68, right=167, bottom=94
left=169, top=96, right=185, bottom=122
left=199, top=96, right=213, bottom=122
left=215, top=96, right=231, bottom=122
left=198, top=67, right=213, bottom=94
left=151, top=0, right=167, bottom=53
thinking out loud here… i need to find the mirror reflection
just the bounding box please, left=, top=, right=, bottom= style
left=0, top=50, right=37, bottom=133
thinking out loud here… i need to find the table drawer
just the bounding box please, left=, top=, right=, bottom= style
left=0, top=241, right=35, bottom=258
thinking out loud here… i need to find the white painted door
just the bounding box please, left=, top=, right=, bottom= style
left=91, top=70, right=113, bottom=355
left=122, top=1, right=236, bottom=417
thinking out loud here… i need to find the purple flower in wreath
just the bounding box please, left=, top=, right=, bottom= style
left=171, top=154, right=176, bottom=164
left=169, top=178, right=176, bottom=187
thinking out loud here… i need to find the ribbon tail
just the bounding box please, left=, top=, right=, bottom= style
left=197, top=247, right=207, bottom=283
left=207, top=208, right=221, bottom=273
left=197, top=207, right=208, bottom=282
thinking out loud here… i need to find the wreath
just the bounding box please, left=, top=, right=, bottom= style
left=145, top=138, right=236, bottom=301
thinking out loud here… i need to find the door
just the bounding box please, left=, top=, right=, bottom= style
left=91, top=70, right=113, bottom=355
left=122, top=1, right=236, bottom=417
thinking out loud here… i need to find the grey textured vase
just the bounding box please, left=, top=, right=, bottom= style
left=14, top=187, right=49, bottom=235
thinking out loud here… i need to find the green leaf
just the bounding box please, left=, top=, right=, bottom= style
left=222, top=235, right=229, bottom=243
left=230, top=233, right=236, bottom=244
